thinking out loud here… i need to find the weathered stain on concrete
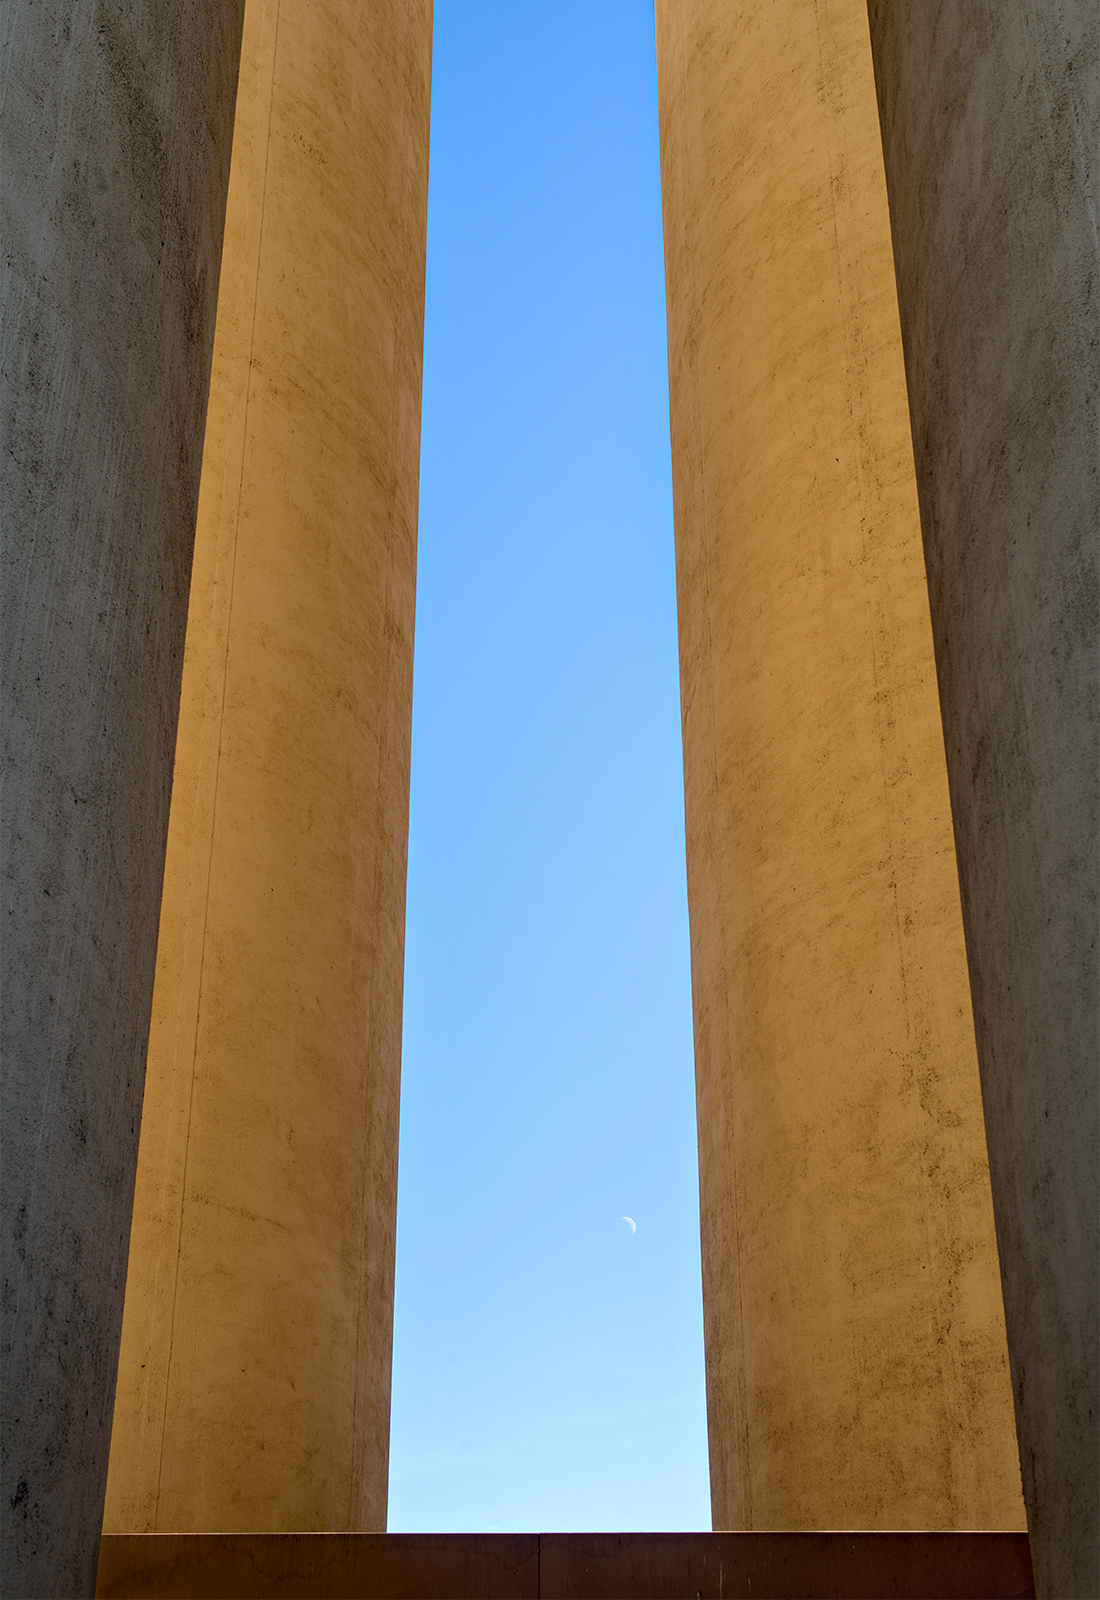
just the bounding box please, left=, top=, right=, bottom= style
left=655, top=0, right=1025, bottom=1531
left=1, top=3, right=244, bottom=1594
left=866, top=6, right=1099, bottom=1595
left=102, top=0, right=431, bottom=1535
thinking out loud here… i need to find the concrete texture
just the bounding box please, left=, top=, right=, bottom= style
left=1, top=3, right=244, bottom=1595
left=102, top=0, right=431, bottom=1535
left=655, top=0, right=1025, bottom=1531
left=95, top=1532, right=1036, bottom=1600
left=865, top=7, right=1099, bottom=1595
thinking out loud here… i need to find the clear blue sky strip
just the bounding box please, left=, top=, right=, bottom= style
left=387, top=0, right=709, bottom=1533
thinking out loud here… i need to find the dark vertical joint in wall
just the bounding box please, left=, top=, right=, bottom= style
left=864, top=4, right=1098, bottom=1596
left=1, top=3, right=247, bottom=1594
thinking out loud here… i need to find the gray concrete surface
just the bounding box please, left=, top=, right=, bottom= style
left=1, top=5, right=245, bottom=1594
left=866, top=5, right=1099, bottom=1595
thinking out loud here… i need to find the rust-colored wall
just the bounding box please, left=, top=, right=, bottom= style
left=103, top=0, right=431, bottom=1533
left=94, top=1531, right=1036, bottom=1600
left=655, top=0, right=1023, bottom=1530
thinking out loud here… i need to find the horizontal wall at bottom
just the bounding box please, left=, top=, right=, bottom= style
left=97, top=1530, right=1033, bottom=1599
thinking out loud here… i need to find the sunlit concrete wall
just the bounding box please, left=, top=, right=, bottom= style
left=655, top=0, right=1024, bottom=1531
left=103, top=0, right=431, bottom=1534
left=867, top=8, right=1098, bottom=1594
left=1, top=4, right=244, bottom=1593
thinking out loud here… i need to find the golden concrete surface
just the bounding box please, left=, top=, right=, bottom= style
left=103, top=0, right=431, bottom=1533
left=655, top=0, right=1025, bottom=1531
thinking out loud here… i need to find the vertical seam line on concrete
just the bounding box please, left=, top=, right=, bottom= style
left=347, top=73, right=401, bottom=1530
left=673, top=0, right=753, bottom=1529
left=152, top=0, right=284, bottom=1527
left=343, top=14, right=431, bottom=1522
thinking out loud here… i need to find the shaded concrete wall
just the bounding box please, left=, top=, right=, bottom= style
left=103, top=0, right=431, bottom=1535
left=865, top=6, right=1099, bottom=1595
left=655, top=0, right=1025, bottom=1531
left=1, top=5, right=244, bottom=1595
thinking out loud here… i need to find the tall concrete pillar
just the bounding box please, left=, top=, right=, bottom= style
left=655, top=0, right=1025, bottom=1530
left=103, top=0, right=431, bottom=1535
left=866, top=8, right=1099, bottom=1595
left=1, top=5, right=244, bottom=1595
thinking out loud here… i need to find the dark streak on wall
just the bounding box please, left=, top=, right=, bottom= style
left=866, top=5, right=1098, bottom=1595
left=1, top=5, right=245, bottom=1594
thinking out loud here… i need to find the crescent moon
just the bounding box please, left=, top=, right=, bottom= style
left=622, top=1216, right=636, bottom=1234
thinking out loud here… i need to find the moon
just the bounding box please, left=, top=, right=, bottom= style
left=622, top=1216, right=636, bottom=1235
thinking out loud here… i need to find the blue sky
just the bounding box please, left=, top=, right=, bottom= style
left=387, top=1, right=710, bottom=1532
